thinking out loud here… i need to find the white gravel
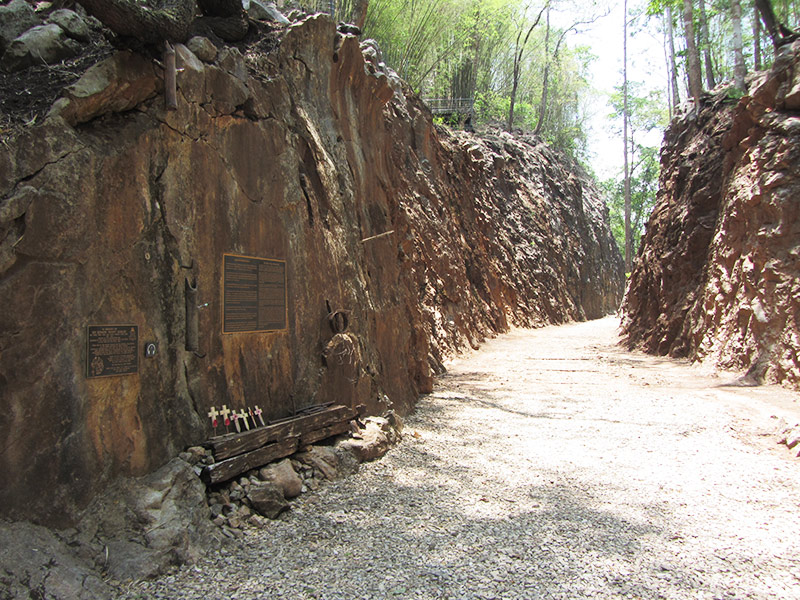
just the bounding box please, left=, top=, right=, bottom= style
left=122, top=317, right=800, bottom=600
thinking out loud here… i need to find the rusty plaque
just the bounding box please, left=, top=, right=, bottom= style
left=86, top=325, right=139, bottom=378
left=223, top=254, right=287, bottom=334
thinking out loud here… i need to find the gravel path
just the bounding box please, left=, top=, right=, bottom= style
left=123, top=317, right=800, bottom=600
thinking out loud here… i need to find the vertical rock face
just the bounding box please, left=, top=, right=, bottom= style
left=0, top=16, right=623, bottom=525
left=622, top=41, right=800, bottom=389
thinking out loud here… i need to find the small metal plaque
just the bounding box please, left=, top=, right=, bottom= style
left=223, top=254, right=287, bottom=334
left=86, top=325, right=139, bottom=378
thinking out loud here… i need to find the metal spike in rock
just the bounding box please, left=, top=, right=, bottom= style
left=220, top=404, right=231, bottom=434
left=208, top=406, right=219, bottom=436
left=253, top=405, right=266, bottom=427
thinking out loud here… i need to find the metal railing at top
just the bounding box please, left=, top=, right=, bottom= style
left=423, top=98, right=475, bottom=115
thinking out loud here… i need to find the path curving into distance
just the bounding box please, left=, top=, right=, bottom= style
left=124, top=317, right=800, bottom=600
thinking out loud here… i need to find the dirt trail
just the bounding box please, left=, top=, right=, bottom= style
left=126, top=317, right=800, bottom=600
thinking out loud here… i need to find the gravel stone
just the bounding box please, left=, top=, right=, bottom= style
left=118, top=318, right=800, bottom=600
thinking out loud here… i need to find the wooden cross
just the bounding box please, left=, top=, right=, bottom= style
left=207, top=406, right=219, bottom=435
left=220, top=404, right=231, bottom=434
left=232, top=411, right=241, bottom=433
left=240, top=410, right=251, bottom=431
left=253, top=405, right=266, bottom=427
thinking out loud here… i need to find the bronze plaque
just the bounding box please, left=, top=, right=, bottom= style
left=86, top=325, right=139, bottom=378
left=223, top=254, right=287, bottom=334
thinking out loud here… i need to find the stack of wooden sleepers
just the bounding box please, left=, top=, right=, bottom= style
left=201, top=404, right=357, bottom=485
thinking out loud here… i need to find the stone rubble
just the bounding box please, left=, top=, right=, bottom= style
left=201, top=415, right=401, bottom=535
left=0, top=414, right=402, bottom=597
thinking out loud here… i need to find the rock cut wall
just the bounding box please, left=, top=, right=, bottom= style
left=0, top=15, right=623, bottom=525
left=622, top=42, right=800, bottom=389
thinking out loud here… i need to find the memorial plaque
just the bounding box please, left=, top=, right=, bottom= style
left=86, top=325, right=139, bottom=378
left=223, top=254, right=287, bottom=334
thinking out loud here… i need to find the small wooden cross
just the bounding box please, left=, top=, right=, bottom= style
left=253, top=405, right=266, bottom=427
left=232, top=411, right=241, bottom=433
left=220, top=404, right=231, bottom=434
left=240, top=410, right=251, bottom=431
left=208, top=406, right=219, bottom=436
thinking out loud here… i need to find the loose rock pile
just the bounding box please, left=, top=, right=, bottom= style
left=184, top=414, right=402, bottom=538
left=0, top=0, right=101, bottom=72
left=0, top=412, right=402, bottom=598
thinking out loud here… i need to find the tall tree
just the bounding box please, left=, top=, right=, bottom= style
left=731, top=0, right=746, bottom=90
left=535, top=5, right=607, bottom=135
left=623, top=0, right=632, bottom=272
left=666, top=4, right=680, bottom=113
left=753, top=4, right=763, bottom=69
left=507, top=2, right=548, bottom=131
left=755, top=0, right=798, bottom=47
left=535, top=5, right=552, bottom=135
left=697, top=0, right=715, bottom=88
left=683, top=0, right=703, bottom=116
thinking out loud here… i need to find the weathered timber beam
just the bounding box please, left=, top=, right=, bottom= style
left=299, top=420, right=352, bottom=446
left=205, top=405, right=355, bottom=460
left=201, top=437, right=299, bottom=485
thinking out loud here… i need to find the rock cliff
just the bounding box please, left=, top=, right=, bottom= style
left=0, top=15, right=623, bottom=525
left=622, top=42, right=800, bottom=389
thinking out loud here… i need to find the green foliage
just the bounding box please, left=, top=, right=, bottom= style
left=362, top=0, right=597, bottom=159
left=602, top=145, right=660, bottom=257
left=603, top=81, right=667, bottom=256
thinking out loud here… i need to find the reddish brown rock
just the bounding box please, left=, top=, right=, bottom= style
left=622, top=41, right=800, bottom=390
left=0, top=15, right=622, bottom=525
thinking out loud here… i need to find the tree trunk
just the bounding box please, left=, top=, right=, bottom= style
left=731, top=0, right=746, bottom=90
left=507, top=60, right=520, bottom=131
left=534, top=7, right=551, bottom=136
left=666, top=5, right=680, bottom=110
left=754, top=6, right=763, bottom=69
left=755, top=0, right=797, bottom=47
left=79, top=0, right=197, bottom=43
left=507, top=4, right=547, bottom=132
left=698, top=0, right=715, bottom=88
left=352, top=0, right=369, bottom=30
left=623, top=0, right=631, bottom=273
left=683, top=0, right=703, bottom=116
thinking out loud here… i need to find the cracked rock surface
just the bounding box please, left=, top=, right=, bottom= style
left=120, top=318, right=800, bottom=600
left=1, top=14, right=622, bottom=525
left=622, top=40, right=800, bottom=390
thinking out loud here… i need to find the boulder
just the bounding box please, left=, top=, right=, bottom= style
left=77, top=458, right=218, bottom=581
left=247, top=482, right=289, bottom=518
left=1, top=23, right=82, bottom=72
left=248, top=0, right=290, bottom=24
left=47, top=51, right=161, bottom=126
left=337, top=419, right=391, bottom=462
left=294, top=445, right=339, bottom=480
left=0, top=0, right=40, bottom=54
left=46, top=9, right=91, bottom=42
left=187, top=35, right=218, bottom=62
left=258, top=458, right=303, bottom=498
left=0, top=521, right=112, bottom=600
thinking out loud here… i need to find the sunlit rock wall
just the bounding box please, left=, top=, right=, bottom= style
left=622, top=41, right=800, bottom=389
left=0, top=15, right=623, bottom=525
